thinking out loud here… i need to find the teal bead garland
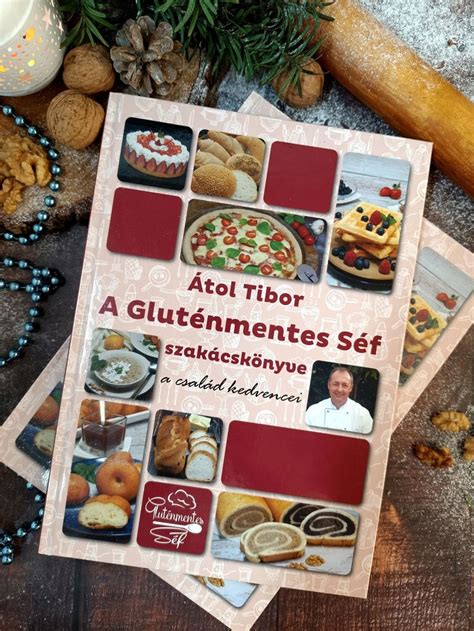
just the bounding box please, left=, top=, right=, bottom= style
left=0, top=482, right=45, bottom=566
left=0, top=104, right=65, bottom=367
left=0, top=104, right=61, bottom=246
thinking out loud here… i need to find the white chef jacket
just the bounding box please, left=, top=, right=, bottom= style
left=305, top=397, right=373, bottom=434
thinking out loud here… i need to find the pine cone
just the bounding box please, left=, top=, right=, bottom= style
left=110, top=17, right=185, bottom=98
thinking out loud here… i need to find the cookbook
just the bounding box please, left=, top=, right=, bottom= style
left=38, top=93, right=432, bottom=597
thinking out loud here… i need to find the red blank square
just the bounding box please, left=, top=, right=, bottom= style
left=222, top=421, right=369, bottom=505
left=107, top=187, right=181, bottom=260
left=264, top=142, right=338, bottom=213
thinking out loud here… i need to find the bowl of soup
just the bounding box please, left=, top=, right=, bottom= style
left=93, top=350, right=149, bottom=391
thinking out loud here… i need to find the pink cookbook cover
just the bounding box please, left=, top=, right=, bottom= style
left=34, top=93, right=434, bottom=597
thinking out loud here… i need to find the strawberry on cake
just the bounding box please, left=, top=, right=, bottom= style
left=123, top=131, right=189, bottom=178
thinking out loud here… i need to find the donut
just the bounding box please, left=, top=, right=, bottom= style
left=107, top=451, right=133, bottom=465
left=67, top=473, right=90, bottom=505
left=95, top=460, right=140, bottom=501
left=31, top=395, right=59, bottom=427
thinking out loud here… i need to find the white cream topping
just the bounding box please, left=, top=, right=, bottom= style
left=126, top=131, right=189, bottom=166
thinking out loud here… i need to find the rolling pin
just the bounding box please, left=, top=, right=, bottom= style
left=314, top=0, right=474, bottom=197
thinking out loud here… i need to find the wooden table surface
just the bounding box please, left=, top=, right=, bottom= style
left=0, top=79, right=472, bottom=630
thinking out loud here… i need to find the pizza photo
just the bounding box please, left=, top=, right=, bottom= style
left=182, top=203, right=313, bottom=280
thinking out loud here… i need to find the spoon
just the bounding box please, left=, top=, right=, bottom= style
left=130, top=362, right=157, bottom=399
left=151, top=521, right=202, bottom=534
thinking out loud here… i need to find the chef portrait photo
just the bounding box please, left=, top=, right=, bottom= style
left=305, top=362, right=379, bottom=435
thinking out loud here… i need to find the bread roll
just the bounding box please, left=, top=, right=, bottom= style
left=240, top=522, right=306, bottom=563
left=207, top=130, right=244, bottom=156
left=194, top=150, right=224, bottom=167
left=198, top=138, right=231, bottom=163
left=78, top=494, right=131, bottom=529
left=216, top=493, right=272, bottom=538
left=266, top=499, right=324, bottom=526
left=31, top=395, right=59, bottom=427
left=33, top=428, right=56, bottom=456
left=299, top=508, right=358, bottom=546
left=191, top=164, right=236, bottom=198
left=235, top=135, right=266, bottom=164
left=226, top=153, right=261, bottom=182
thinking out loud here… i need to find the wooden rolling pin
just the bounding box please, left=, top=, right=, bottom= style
left=315, top=0, right=474, bottom=197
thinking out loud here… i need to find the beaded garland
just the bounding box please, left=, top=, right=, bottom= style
left=1, top=103, right=61, bottom=245
left=0, top=103, right=64, bottom=366
left=0, top=481, right=45, bottom=566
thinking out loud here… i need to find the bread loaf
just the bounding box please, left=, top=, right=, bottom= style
left=198, top=138, right=231, bottom=163
left=154, top=414, right=190, bottom=475
left=232, top=170, right=258, bottom=202
left=266, top=499, right=323, bottom=526
left=191, top=164, right=236, bottom=198
left=300, top=507, right=358, bottom=546
left=207, top=130, right=244, bottom=156
left=216, top=493, right=272, bottom=538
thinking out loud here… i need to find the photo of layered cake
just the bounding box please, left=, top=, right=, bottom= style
left=123, top=131, right=189, bottom=179
left=118, top=117, right=192, bottom=191
left=211, top=492, right=359, bottom=574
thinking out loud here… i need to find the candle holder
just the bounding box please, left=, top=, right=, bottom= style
left=0, top=0, right=65, bottom=96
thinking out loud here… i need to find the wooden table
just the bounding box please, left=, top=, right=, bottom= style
left=0, top=75, right=472, bottom=631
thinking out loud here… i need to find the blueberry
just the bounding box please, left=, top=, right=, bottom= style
left=382, top=221, right=389, bottom=229
left=366, top=223, right=373, bottom=231
left=416, top=325, right=425, bottom=333
left=409, top=307, right=416, bottom=314
left=332, top=247, right=340, bottom=256
left=335, top=211, right=342, bottom=219
left=361, top=215, right=368, bottom=222
left=410, top=298, right=416, bottom=304
left=338, top=249, right=346, bottom=260
left=356, top=206, right=364, bottom=213
left=391, top=261, right=396, bottom=271
left=376, top=228, right=385, bottom=236
left=425, top=322, right=432, bottom=329
left=355, top=258, right=364, bottom=270
left=409, top=316, right=417, bottom=324
left=363, top=258, right=370, bottom=269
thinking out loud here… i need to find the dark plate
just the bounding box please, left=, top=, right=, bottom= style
left=328, top=261, right=393, bottom=292
left=62, top=457, right=137, bottom=543
left=15, top=423, right=53, bottom=468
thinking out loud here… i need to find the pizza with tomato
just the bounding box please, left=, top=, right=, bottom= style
left=182, top=209, right=303, bottom=279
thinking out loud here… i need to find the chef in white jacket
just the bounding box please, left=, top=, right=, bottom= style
left=305, top=367, right=373, bottom=434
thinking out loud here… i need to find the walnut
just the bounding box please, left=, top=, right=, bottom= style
left=287, top=562, right=308, bottom=571
left=63, top=44, right=115, bottom=94
left=462, top=436, right=474, bottom=462
left=208, top=577, right=225, bottom=587
left=0, top=177, right=25, bottom=215
left=194, top=576, right=207, bottom=586
left=272, top=60, right=324, bottom=108
left=414, top=443, right=453, bottom=468
left=46, top=90, right=105, bottom=150
left=431, top=410, right=471, bottom=432
left=305, top=554, right=325, bottom=567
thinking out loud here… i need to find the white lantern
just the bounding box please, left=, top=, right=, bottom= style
left=0, top=0, right=65, bottom=96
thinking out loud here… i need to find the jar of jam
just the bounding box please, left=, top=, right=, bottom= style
left=81, top=414, right=127, bottom=456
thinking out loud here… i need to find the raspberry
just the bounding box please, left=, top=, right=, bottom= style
left=378, top=259, right=391, bottom=275
left=370, top=210, right=382, bottom=225
left=343, top=251, right=357, bottom=267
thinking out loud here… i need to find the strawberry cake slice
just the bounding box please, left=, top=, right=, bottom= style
left=124, top=131, right=189, bottom=178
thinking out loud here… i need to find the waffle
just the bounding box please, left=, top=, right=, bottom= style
left=406, top=294, right=447, bottom=342
left=336, top=203, right=402, bottom=245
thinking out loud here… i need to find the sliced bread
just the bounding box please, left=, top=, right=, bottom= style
left=185, top=450, right=216, bottom=482
left=191, top=441, right=217, bottom=458
left=231, top=170, right=258, bottom=202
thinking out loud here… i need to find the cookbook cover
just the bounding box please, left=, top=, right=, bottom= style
left=39, top=93, right=432, bottom=597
